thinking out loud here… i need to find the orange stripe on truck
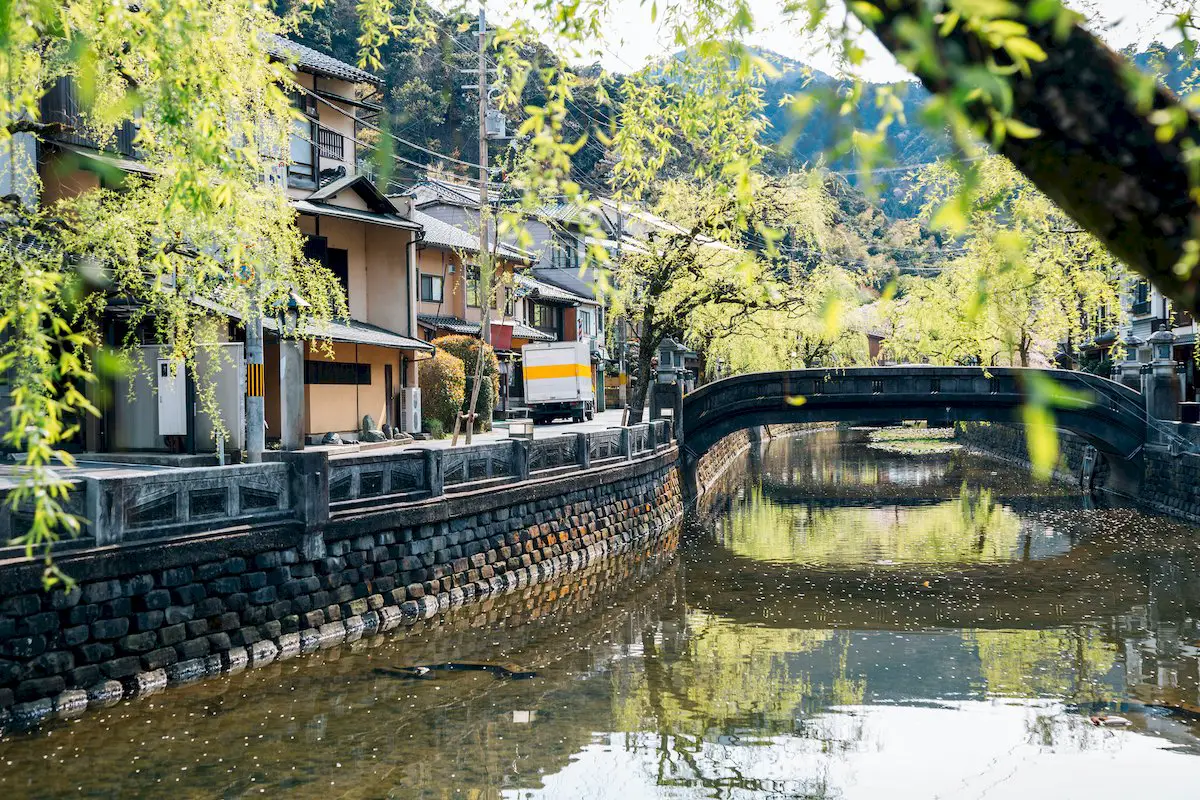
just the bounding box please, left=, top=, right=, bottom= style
left=526, top=363, right=592, bottom=380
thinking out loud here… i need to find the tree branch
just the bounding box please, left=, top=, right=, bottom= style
left=7, top=119, right=73, bottom=138
left=853, top=0, right=1200, bottom=312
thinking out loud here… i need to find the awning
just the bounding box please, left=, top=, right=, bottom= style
left=292, top=199, right=421, bottom=232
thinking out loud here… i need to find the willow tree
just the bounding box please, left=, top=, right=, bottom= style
left=882, top=156, right=1126, bottom=367
left=694, top=262, right=875, bottom=374
left=1, top=1, right=344, bottom=585
left=610, top=174, right=830, bottom=422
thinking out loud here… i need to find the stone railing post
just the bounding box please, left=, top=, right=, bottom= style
left=619, top=427, right=632, bottom=459
left=278, top=450, right=329, bottom=560
left=511, top=439, right=530, bottom=481
left=646, top=422, right=658, bottom=452
left=84, top=476, right=120, bottom=546
left=576, top=432, right=591, bottom=469
left=425, top=449, right=444, bottom=497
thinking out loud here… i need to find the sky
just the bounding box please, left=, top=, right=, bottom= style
left=487, top=0, right=1189, bottom=81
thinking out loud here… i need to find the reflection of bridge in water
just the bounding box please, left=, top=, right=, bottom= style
left=677, top=366, right=1154, bottom=497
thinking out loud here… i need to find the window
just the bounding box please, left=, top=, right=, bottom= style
left=420, top=274, right=444, bottom=303
left=577, top=308, right=593, bottom=337
left=550, top=236, right=579, bottom=271
left=327, top=248, right=349, bottom=298
left=304, top=361, right=371, bottom=385
left=533, top=304, right=559, bottom=333
left=289, top=118, right=316, bottom=184
left=466, top=268, right=482, bottom=307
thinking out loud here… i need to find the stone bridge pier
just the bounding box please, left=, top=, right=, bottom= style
left=671, top=366, right=1155, bottom=502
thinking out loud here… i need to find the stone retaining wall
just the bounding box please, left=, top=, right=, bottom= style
left=954, top=422, right=1089, bottom=486
left=955, top=421, right=1200, bottom=524
left=0, top=448, right=681, bottom=729
left=692, top=423, right=835, bottom=499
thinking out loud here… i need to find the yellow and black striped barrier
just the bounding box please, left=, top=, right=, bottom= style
left=247, top=362, right=264, bottom=397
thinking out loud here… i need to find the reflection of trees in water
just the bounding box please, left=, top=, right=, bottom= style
left=720, top=484, right=1028, bottom=566
left=969, top=626, right=1120, bottom=704
left=608, top=614, right=872, bottom=795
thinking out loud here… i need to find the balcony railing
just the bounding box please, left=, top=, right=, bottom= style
left=40, top=77, right=138, bottom=157
left=1131, top=300, right=1152, bottom=316
left=317, top=126, right=345, bottom=162
left=1172, top=308, right=1196, bottom=329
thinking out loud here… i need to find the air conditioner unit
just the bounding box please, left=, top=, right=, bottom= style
left=401, top=387, right=422, bottom=434
left=157, top=358, right=188, bottom=436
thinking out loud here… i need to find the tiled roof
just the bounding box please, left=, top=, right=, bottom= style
left=411, top=211, right=480, bottom=252
left=513, top=273, right=594, bottom=306
left=417, top=314, right=480, bottom=336
left=408, top=209, right=534, bottom=263
left=417, top=315, right=557, bottom=343
left=307, top=318, right=432, bottom=351
left=511, top=321, right=556, bottom=342
left=266, top=35, right=382, bottom=86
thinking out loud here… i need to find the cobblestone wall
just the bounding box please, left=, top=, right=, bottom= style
left=0, top=450, right=681, bottom=729
left=1138, top=447, right=1200, bottom=523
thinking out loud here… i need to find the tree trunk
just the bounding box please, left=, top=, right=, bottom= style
left=627, top=344, right=655, bottom=425
left=854, top=0, right=1200, bottom=312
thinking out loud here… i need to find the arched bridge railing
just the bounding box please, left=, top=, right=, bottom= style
left=680, top=366, right=1149, bottom=461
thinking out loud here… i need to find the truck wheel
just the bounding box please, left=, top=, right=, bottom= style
left=585, top=409, right=595, bottom=421
left=573, top=412, right=585, bottom=424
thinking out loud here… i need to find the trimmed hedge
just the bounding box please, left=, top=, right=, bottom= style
left=432, top=334, right=499, bottom=431
left=419, top=349, right=466, bottom=432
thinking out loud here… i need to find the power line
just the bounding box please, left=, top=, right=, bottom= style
left=295, top=83, right=483, bottom=171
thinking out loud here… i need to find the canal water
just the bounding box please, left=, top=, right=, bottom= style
left=2, top=428, right=1199, bottom=799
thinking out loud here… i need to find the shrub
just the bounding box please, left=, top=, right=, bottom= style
left=426, top=419, right=446, bottom=440
left=432, top=334, right=499, bottom=431
left=419, top=349, right=466, bottom=432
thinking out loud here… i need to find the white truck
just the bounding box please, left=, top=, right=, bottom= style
left=521, top=341, right=596, bottom=424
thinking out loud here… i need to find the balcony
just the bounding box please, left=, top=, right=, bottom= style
left=40, top=77, right=138, bottom=157
left=1131, top=300, right=1152, bottom=316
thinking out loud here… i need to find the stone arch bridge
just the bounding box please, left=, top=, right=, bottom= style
left=674, top=366, right=1152, bottom=497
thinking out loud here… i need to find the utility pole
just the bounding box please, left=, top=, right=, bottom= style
left=477, top=6, right=491, bottom=348
left=457, top=6, right=492, bottom=446
left=245, top=310, right=265, bottom=463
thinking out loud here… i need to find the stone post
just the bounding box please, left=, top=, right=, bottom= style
left=649, top=383, right=662, bottom=421
left=646, top=421, right=658, bottom=452
left=511, top=439, right=530, bottom=481
left=575, top=432, right=591, bottom=469
left=1143, top=324, right=1180, bottom=422
left=279, top=450, right=329, bottom=560
left=1113, top=331, right=1144, bottom=393
left=424, top=449, right=444, bottom=497
left=619, top=427, right=632, bottom=460
left=279, top=305, right=305, bottom=451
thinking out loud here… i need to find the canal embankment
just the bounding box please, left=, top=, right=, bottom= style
left=0, top=420, right=681, bottom=728
left=956, top=420, right=1200, bottom=523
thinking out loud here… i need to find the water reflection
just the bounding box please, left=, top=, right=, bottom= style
left=2, top=429, right=1200, bottom=799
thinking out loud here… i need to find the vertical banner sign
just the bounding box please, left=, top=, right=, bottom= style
left=247, top=362, right=264, bottom=397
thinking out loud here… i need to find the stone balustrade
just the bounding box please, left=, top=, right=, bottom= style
left=0, top=420, right=674, bottom=556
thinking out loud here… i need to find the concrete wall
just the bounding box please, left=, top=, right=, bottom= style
left=0, top=447, right=681, bottom=728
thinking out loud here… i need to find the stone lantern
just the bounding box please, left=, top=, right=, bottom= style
left=1142, top=323, right=1180, bottom=421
